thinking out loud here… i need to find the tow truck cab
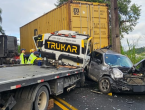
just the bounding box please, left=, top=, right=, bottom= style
left=87, top=49, right=145, bottom=93
left=33, top=30, right=92, bottom=68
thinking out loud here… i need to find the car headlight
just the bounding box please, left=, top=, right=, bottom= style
left=111, top=68, right=123, bottom=79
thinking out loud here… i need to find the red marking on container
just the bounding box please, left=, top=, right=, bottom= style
left=75, top=71, right=78, bottom=73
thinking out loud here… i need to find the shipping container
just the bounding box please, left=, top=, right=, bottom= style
left=20, top=1, right=109, bottom=53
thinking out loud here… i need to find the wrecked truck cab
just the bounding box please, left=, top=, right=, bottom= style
left=88, top=49, right=145, bottom=93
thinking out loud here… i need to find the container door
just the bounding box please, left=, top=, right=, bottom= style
left=90, top=4, right=109, bottom=50
left=70, top=2, right=109, bottom=50
left=70, top=3, right=90, bottom=35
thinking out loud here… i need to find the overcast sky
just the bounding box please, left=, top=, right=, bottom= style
left=0, top=0, right=145, bottom=50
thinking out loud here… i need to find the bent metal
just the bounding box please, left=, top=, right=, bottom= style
left=45, top=40, right=80, bottom=55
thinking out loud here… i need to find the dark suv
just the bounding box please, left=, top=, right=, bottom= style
left=86, top=49, right=145, bottom=93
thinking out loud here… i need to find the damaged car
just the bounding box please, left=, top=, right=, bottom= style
left=86, top=49, right=145, bottom=94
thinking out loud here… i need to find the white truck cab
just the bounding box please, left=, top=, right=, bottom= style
left=34, top=30, right=92, bottom=67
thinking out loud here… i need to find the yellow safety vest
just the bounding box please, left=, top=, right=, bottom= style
left=27, top=53, right=37, bottom=64
left=20, top=53, right=27, bottom=64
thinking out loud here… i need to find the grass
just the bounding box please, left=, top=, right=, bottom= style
left=121, top=39, right=145, bottom=64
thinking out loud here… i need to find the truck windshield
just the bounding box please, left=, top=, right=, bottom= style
left=105, top=54, right=133, bottom=68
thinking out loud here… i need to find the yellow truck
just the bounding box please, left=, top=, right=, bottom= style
left=20, top=1, right=109, bottom=53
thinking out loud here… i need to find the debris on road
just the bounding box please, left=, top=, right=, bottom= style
left=108, top=93, right=113, bottom=96
left=108, top=98, right=113, bottom=102
left=127, top=102, right=134, bottom=104
left=90, top=90, right=103, bottom=94
left=47, top=99, right=54, bottom=110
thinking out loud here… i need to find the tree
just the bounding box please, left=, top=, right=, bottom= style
left=55, top=0, right=141, bottom=38
left=0, top=8, right=4, bottom=34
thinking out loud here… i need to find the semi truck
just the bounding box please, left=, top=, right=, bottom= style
left=0, top=35, right=19, bottom=65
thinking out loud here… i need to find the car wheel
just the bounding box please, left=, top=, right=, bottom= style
left=99, top=77, right=111, bottom=94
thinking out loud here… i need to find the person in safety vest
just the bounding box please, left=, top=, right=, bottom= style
left=20, top=49, right=29, bottom=64
left=30, top=49, right=35, bottom=54
left=27, top=51, right=39, bottom=64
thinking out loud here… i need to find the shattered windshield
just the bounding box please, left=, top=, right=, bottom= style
left=105, top=54, right=133, bottom=68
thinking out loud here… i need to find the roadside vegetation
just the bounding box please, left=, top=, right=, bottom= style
left=121, top=39, right=145, bottom=64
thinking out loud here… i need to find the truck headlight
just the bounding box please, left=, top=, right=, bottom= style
left=111, top=68, right=123, bottom=79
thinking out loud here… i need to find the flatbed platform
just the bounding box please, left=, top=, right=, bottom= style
left=0, top=65, right=82, bottom=92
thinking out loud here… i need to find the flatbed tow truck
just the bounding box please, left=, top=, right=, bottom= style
left=0, top=65, right=85, bottom=110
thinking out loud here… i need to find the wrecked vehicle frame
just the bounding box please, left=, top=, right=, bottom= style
left=86, top=49, right=145, bottom=93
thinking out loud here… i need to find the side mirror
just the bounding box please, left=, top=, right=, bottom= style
left=94, top=59, right=101, bottom=64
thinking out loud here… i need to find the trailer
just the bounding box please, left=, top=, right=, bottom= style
left=0, top=65, right=85, bottom=110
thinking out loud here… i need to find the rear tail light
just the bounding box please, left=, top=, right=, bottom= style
left=65, top=34, right=69, bottom=37
left=51, top=32, right=55, bottom=35
left=72, top=35, right=76, bottom=38
left=58, top=33, right=62, bottom=35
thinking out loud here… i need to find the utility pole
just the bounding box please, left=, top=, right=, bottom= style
left=111, top=0, right=121, bottom=53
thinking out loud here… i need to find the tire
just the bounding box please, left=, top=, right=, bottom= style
left=80, top=72, right=85, bottom=87
left=34, top=86, right=49, bottom=110
left=99, top=77, right=111, bottom=94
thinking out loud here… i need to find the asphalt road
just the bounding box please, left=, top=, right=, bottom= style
left=52, top=79, right=145, bottom=110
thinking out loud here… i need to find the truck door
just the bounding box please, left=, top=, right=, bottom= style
left=89, top=51, right=103, bottom=81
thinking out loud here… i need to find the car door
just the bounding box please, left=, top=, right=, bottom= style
left=134, top=59, right=145, bottom=72
left=89, top=52, right=103, bottom=81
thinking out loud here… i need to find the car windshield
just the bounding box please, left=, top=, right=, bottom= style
left=105, top=54, right=133, bottom=68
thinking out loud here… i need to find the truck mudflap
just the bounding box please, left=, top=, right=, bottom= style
left=0, top=96, right=16, bottom=110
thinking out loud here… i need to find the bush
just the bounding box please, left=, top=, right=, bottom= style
left=121, top=39, right=145, bottom=64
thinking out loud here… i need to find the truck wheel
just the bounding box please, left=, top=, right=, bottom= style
left=34, top=86, right=49, bottom=110
left=99, top=78, right=111, bottom=94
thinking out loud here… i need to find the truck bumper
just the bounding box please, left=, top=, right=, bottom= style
left=111, top=80, right=145, bottom=93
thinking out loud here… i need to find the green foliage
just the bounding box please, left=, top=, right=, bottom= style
left=121, top=39, right=145, bottom=64
left=119, top=1, right=141, bottom=37
left=0, top=8, right=4, bottom=34
left=55, top=0, right=68, bottom=7
left=55, top=0, right=141, bottom=38
left=134, top=47, right=145, bottom=55
left=18, top=45, right=21, bottom=53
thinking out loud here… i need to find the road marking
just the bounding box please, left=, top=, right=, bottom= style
left=54, top=99, right=69, bottom=110
left=55, top=97, right=78, bottom=110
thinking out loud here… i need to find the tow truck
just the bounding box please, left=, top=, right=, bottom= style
left=0, top=30, right=90, bottom=110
